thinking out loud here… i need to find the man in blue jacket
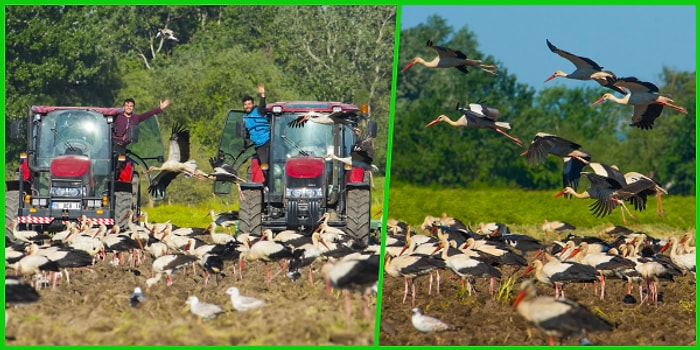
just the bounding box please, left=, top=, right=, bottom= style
left=242, top=84, right=269, bottom=183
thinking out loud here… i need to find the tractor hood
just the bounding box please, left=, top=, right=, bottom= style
left=285, top=157, right=325, bottom=178
left=50, top=154, right=91, bottom=177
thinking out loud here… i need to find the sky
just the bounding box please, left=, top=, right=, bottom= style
left=399, top=6, right=696, bottom=93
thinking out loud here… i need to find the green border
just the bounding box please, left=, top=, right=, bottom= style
left=2, top=2, right=698, bottom=350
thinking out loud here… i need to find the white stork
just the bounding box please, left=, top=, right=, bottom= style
left=155, top=28, right=179, bottom=42
left=521, top=133, right=591, bottom=195
left=424, top=100, right=523, bottom=146
left=544, top=39, right=625, bottom=94
left=402, top=40, right=497, bottom=75
left=146, top=123, right=205, bottom=198
left=593, top=76, right=688, bottom=129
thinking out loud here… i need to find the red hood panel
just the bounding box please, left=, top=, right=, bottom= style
left=51, top=155, right=91, bottom=177
left=286, top=157, right=325, bottom=178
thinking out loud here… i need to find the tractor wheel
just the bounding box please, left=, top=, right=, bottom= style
left=346, top=187, right=370, bottom=245
left=131, top=173, right=141, bottom=211
left=5, top=190, right=19, bottom=239
left=115, top=191, right=132, bottom=229
left=238, top=188, right=262, bottom=235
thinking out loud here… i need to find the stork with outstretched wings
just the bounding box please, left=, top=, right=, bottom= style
left=146, top=123, right=204, bottom=198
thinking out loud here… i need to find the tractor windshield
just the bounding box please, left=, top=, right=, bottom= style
left=37, top=110, right=111, bottom=168
left=270, top=113, right=355, bottom=194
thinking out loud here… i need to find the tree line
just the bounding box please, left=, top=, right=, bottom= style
left=392, top=15, right=695, bottom=196
left=4, top=6, right=396, bottom=194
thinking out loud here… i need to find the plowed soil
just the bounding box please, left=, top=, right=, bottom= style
left=5, top=248, right=375, bottom=345
left=379, top=263, right=696, bottom=346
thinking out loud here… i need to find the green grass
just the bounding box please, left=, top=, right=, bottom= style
left=387, top=183, right=696, bottom=239
left=143, top=176, right=386, bottom=229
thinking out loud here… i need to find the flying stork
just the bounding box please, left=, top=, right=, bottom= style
left=544, top=39, right=625, bottom=94
left=146, top=123, right=205, bottom=198
left=402, top=40, right=498, bottom=75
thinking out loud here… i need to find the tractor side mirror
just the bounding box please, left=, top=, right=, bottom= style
left=366, top=120, right=377, bottom=138
left=129, top=124, right=139, bottom=144
left=10, top=120, right=21, bottom=139
left=236, top=120, right=247, bottom=138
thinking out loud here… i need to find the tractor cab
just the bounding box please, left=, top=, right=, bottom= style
left=213, top=101, right=376, bottom=241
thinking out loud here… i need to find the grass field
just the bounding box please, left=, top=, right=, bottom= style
left=386, top=183, right=696, bottom=239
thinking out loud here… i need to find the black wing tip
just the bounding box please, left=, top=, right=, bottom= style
left=426, top=40, right=433, bottom=47
left=546, top=39, right=557, bottom=51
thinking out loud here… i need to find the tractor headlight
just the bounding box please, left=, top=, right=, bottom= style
left=285, top=187, right=323, bottom=199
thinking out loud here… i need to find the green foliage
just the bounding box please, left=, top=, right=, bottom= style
left=393, top=16, right=696, bottom=195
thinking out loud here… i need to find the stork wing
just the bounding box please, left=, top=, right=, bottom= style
left=546, top=39, right=603, bottom=71
left=427, top=40, right=467, bottom=59
left=608, top=76, right=659, bottom=93
left=169, top=123, right=191, bottom=162
left=287, top=115, right=308, bottom=128
left=630, top=103, right=663, bottom=130
left=148, top=170, right=180, bottom=198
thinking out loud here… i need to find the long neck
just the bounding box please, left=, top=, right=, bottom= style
left=442, top=115, right=466, bottom=127
left=568, top=188, right=590, bottom=199
left=421, top=56, right=438, bottom=68
left=610, top=93, right=630, bottom=105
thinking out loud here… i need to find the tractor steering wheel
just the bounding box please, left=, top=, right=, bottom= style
left=60, top=139, right=91, bottom=156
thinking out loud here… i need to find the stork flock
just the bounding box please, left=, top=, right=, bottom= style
left=405, top=39, right=686, bottom=223
left=382, top=214, right=695, bottom=345
left=5, top=209, right=381, bottom=341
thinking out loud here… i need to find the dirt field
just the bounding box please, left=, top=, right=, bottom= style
left=5, top=247, right=375, bottom=345
left=379, top=259, right=696, bottom=346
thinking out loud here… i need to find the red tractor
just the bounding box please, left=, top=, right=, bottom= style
left=212, top=101, right=377, bottom=243
left=5, top=106, right=164, bottom=236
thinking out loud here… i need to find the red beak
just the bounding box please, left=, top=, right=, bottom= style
left=553, top=190, right=566, bottom=198
left=512, top=288, right=527, bottom=310
left=544, top=73, right=557, bottom=83
left=401, top=61, right=414, bottom=73
left=424, top=118, right=441, bottom=128
left=591, top=96, right=606, bottom=106
left=521, top=265, right=534, bottom=277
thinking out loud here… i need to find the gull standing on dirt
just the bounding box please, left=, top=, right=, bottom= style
left=185, top=296, right=223, bottom=321
left=225, top=286, right=266, bottom=312
left=129, top=287, right=146, bottom=307
left=411, top=307, right=454, bottom=332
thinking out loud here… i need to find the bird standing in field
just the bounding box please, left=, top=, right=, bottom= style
left=402, top=40, right=498, bottom=75
left=592, top=76, right=688, bottom=130
left=544, top=39, right=626, bottom=94
left=225, top=286, right=266, bottom=312
left=146, top=123, right=205, bottom=198
left=129, top=287, right=146, bottom=307
left=425, top=100, right=523, bottom=146
left=512, top=279, right=613, bottom=345
left=411, top=307, right=454, bottom=332
left=185, top=296, right=223, bottom=321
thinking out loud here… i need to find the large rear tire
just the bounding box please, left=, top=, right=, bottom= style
left=114, top=191, right=132, bottom=229
left=5, top=190, right=19, bottom=240
left=238, top=188, right=262, bottom=235
left=346, top=187, right=370, bottom=245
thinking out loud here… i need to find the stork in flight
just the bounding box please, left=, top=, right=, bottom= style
left=146, top=123, right=205, bottom=198
left=424, top=100, right=523, bottom=146
left=521, top=132, right=591, bottom=195
left=554, top=163, right=657, bottom=224
left=287, top=111, right=362, bottom=128
left=205, top=155, right=247, bottom=201
left=544, top=39, right=625, bottom=94
left=402, top=40, right=498, bottom=75
left=592, top=76, right=688, bottom=130
left=155, top=28, right=179, bottom=42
